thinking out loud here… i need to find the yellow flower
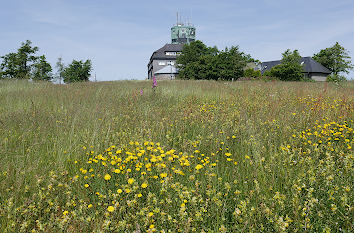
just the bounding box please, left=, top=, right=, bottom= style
left=148, top=212, right=154, bottom=217
left=117, top=189, right=123, bottom=194
left=88, top=204, right=93, bottom=208
left=195, top=164, right=203, bottom=170
left=141, top=183, right=148, bottom=188
left=114, top=169, right=120, bottom=174
left=137, top=193, right=142, bottom=197
left=128, top=178, right=135, bottom=184
left=125, top=188, right=131, bottom=193
left=84, top=184, right=89, bottom=188
left=225, top=153, right=231, bottom=157
left=107, top=206, right=115, bottom=212
left=104, top=174, right=111, bottom=180
left=149, top=224, right=155, bottom=229
left=63, top=210, right=69, bottom=216
left=160, top=173, right=167, bottom=178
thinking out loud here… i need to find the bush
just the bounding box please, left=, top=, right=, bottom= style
left=244, top=68, right=261, bottom=78
left=326, top=74, right=347, bottom=82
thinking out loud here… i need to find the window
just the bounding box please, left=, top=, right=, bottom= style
left=165, top=52, right=176, bottom=56
left=167, top=61, right=175, bottom=65
left=158, top=62, right=166, bottom=66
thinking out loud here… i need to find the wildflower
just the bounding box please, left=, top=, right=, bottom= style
left=104, top=174, right=111, bottom=180
left=148, top=212, right=154, bottom=217
left=63, top=210, right=69, bottom=216
left=160, top=173, right=167, bottom=178
left=107, top=206, right=115, bottom=212
left=88, top=204, right=93, bottom=208
left=152, top=76, right=157, bottom=88
left=141, top=182, right=148, bottom=188
left=117, top=189, right=123, bottom=194
left=195, top=164, right=203, bottom=170
left=128, top=178, right=135, bottom=184
left=84, top=184, right=89, bottom=188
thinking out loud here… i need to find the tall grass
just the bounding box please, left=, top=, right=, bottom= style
left=0, top=79, right=353, bottom=232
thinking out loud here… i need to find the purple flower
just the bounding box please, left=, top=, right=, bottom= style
left=140, top=89, right=143, bottom=95
left=152, top=76, right=157, bottom=88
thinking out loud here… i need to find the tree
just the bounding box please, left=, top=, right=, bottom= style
left=16, top=40, right=39, bottom=79
left=62, top=59, right=92, bottom=83
left=176, top=41, right=250, bottom=80
left=32, top=55, right=53, bottom=81
left=313, top=42, right=353, bottom=75
left=55, top=57, right=65, bottom=84
left=0, top=40, right=44, bottom=80
left=176, top=40, right=211, bottom=80
left=216, top=46, right=248, bottom=80
left=0, top=53, right=18, bottom=79
left=268, top=49, right=304, bottom=81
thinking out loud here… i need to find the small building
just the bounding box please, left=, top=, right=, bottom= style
left=261, top=57, right=331, bottom=81
left=148, top=18, right=196, bottom=80
left=147, top=44, right=183, bottom=80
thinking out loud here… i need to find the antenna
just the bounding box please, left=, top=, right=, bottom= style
left=176, top=12, right=178, bottom=25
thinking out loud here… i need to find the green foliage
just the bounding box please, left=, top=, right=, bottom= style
left=32, top=55, right=53, bottom=81
left=0, top=80, right=352, bottom=232
left=244, top=68, right=261, bottom=78
left=268, top=49, right=304, bottom=81
left=177, top=41, right=250, bottom=80
left=313, top=42, right=353, bottom=75
left=62, top=59, right=92, bottom=83
left=326, top=73, right=347, bottom=82
left=0, top=40, right=53, bottom=81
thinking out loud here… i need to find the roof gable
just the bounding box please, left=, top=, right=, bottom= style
left=261, top=57, right=331, bottom=74
left=149, top=44, right=184, bottom=62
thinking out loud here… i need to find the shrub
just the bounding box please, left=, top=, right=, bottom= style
left=326, top=73, right=347, bottom=82
left=244, top=68, right=261, bottom=78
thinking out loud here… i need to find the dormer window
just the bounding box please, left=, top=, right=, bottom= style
left=165, top=52, right=176, bottom=56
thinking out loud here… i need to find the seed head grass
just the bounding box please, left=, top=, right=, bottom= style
left=0, top=79, right=353, bottom=232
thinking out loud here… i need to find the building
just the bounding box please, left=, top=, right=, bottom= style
left=148, top=19, right=196, bottom=80
left=147, top=44, right=183, bottom=80
left=261, top=57, right=331, bottom=81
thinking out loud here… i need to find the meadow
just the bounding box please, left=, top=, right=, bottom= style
left=0, top=79, right=353, bottom=232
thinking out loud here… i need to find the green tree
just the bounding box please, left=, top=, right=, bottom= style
left=216, top=46, right=248, bottom=80
left=62, top=59, right=92, bottom=83
left=313, top=42, right=353, bottom=75
left=268, top=49, right=304, bottom=81
left=176, top=41, right=250, bottom=80
left=0, top=40, right=40, bottom=79
left=32, top=55, right=53, bottom=81
left=0, top=53, right=18, bottom=78
left=176, top=40, right=211, bottom=80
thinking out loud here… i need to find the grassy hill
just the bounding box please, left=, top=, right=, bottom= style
left=0, top=80, right=353, bottom=232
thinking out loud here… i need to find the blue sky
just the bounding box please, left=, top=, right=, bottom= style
left=1, top=0, right=354, bottom=80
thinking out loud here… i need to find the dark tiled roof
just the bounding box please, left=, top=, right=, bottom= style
left=149, top=44, right=184, bottom=62
left=261, top=57, right=331, bottom=74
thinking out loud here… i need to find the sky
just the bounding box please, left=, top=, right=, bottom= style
left=1, top=0, right=354, bottom=81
